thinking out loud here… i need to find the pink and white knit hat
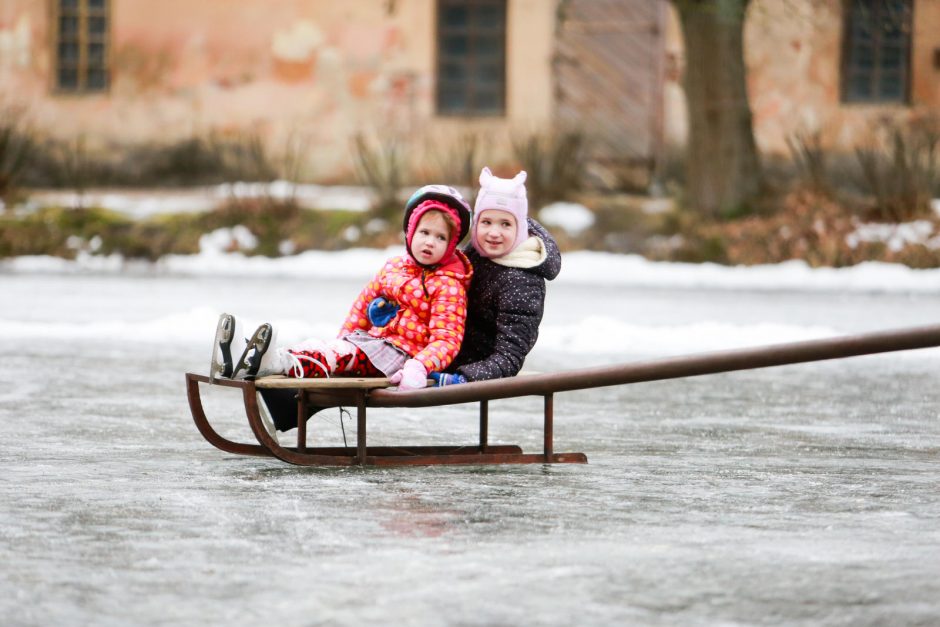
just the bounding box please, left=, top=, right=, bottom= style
left=471, top=167, right=529, bottom=257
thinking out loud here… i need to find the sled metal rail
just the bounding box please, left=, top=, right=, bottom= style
left=186, top=323, right=940, bottom=467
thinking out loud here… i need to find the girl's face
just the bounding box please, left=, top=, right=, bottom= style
left=475, top=210, right=517, bottom=258
left=411, top=211, right=452, bottom=265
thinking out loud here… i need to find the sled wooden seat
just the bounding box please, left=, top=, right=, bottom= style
left=186, top=322, right=940, bottom=468
left=253, top=375, right=394, bottom=389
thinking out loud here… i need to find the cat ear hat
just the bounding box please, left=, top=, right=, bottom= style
left=472, top=167, right=529, bottom=257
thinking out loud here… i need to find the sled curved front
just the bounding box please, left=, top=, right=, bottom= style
left=186, top=374, right=272, bottom=458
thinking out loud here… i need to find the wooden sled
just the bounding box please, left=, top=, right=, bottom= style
left=186, top=373, right=585, bottom=466
left=186, top=323, right=940, bottom=467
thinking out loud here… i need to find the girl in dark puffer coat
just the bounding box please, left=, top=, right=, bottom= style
left=432, top=167, right=561, bottom=385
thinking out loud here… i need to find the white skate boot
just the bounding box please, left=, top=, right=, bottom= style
left=209, top=313, right=248, bottom=380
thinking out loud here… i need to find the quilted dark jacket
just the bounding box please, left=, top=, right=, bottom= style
left=449, top=218, right=561, bottom=381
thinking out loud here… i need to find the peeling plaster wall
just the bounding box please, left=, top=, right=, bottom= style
left=663, top=0, right=940, bottom=157
left=5, top=0, right=935, bottom=180
left=0, top=0, right=557, bottom=182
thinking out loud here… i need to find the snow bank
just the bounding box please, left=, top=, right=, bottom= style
left=4, top=249, right=940, bottom=293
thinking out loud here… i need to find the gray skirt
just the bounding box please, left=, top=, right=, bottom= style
left=343, top=331, right=408, bottom=376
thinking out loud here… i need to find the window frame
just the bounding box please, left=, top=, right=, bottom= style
left=51, top=0, right=111, bottom=94
left=435, top=0, right=508, bottom=117
left=840, top=0, right=913, bottom=105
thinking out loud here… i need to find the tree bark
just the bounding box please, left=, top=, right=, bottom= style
left=674, top=0, right=763, bottom=218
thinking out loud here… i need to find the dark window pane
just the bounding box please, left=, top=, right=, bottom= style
left=440, top=60, right=466, bottom=81
left=86, top=69, right=108, bottom=89
left=438, top=84, right=467, bottom=112
left=853, top=45, right=873, bottom=68
left=442, top=35, right=468, bottom=55
left=59, top=0, right=79, bottom=10
left=475, top=61, right=502, bottom=82
left=58, top=42, right=79, bottom=61
left=58, top=68, right=79, bottom=89
left=59, top=16, right=79, bottom=36
left=850, top=73, right=872, bottom=100
left=87, top=42, right=106, bottom=64
left=878, top=81, right=904, bottom=102
left=474, top=89, right=502, bottom=113
left=441, top=5, right=467, bottom=27
left=476, top=5, right=504, bottom=28
left=881, top=45, right=902, bottom=69
left=88, top=0, right=106, bottom=8
left=477, top=35, right=505, bottom=54
left=89, top=16, right=107, bottom=35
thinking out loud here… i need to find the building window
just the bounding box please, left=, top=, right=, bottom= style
left=436, top=0, right=507, bottom=116
left=841, top=0, right=912, bottom=104
left=54, top=0, right=110, bottom=92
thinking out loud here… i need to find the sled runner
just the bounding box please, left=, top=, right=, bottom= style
left=186, top=323, right=940, bottom=467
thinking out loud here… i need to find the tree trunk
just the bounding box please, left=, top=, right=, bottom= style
left=674, top=0, right=762, bottom=218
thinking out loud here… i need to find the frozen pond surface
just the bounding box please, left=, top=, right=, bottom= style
left=2, top=271, right=940, bottom=626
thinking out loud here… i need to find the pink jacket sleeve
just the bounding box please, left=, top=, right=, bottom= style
left=338, top=273, right=383, bottom=337
left=410, top=275, right=468, bottom=372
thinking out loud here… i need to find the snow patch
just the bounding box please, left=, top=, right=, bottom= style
left=199, top=226, right=258, bottom=254
left=845, top=220, right=939, bottom=251
left=21, top=182, right=375, bottom=218
left=4, top=248, right=940, bottom=293
left=539, top=202, right=595, bottom=235
left=558, top=253, right=940, bottom=293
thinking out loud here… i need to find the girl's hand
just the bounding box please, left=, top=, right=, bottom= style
left=367, top=297, right=399, bottom=327
left=389, top=359, right=428, bottom=390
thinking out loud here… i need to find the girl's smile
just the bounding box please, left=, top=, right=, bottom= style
left=475, top=209, right=518, bottom=258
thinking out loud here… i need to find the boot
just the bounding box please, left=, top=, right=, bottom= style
left=238, top=323, right=278, bottom=379
left=210, top=313, right=247, bottom=379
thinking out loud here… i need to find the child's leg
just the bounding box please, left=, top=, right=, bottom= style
left=287, top=345, right=381, bottom=378
left=334, top=347, right=383, bottom=377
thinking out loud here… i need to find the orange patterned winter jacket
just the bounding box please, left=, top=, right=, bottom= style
left=338, top=251, right=473, bottom=373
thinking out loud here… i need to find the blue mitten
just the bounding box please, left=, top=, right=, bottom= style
left=367, top=297, right=399, bottom=327
left=429, top=372, right=467, bottom=387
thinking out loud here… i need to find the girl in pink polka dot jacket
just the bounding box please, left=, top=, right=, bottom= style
left=212, top=185, right=473, bottom=390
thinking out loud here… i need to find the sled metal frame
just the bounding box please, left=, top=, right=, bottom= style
left=186, top=323, right=940, bottom=467
left=186, top=374, right=584, bottom=466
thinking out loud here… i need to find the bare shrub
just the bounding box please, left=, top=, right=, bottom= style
left=0, top=106, right=38, bottom=202
left=351, top=132, right=410, bottom=219
left=208, top=130, right=277, bottom=182
left=422, top=131, right=482, bottom=189
left=854, top=115, right=939, bottom=222
left=511, top=129, right=588, bottom=210
left=786, top=130, right=829, bottom=195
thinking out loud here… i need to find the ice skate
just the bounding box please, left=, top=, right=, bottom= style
left=209, top=313, right=246, bottom=380
left=237, top=323, right=276, bottom=379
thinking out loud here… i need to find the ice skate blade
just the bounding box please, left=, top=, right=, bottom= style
left=209, top=313, right=236, bottom=382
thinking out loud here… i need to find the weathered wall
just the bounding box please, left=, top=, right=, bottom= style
left=0, top=0, right=557, bottom=182
left=663, top=0, right=940, bottom=156
left=4, top=0, right=938, bottom=182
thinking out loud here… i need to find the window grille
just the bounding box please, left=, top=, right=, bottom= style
left=436, top=0, right=507, bottom=116
left=54, top=0, right=110, bottom=92
left=841, top=0, right=912, bottom=103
